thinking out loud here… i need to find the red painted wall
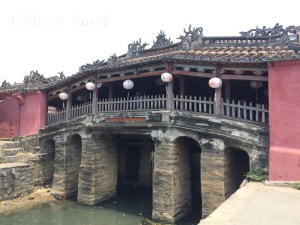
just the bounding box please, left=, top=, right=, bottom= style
left=269, top=60, right=300, bottom=181
left=19, top=91, right=47, bottom=137
left=0, top=91, right=47, bottom=138
left=0, top=97, right=20, bottom=138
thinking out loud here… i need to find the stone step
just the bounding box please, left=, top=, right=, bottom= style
left=1, top=141, right=22, bottom=149
left=4, top=155, right=22, bottom=163
left=4, top=148, right=23, bottom=156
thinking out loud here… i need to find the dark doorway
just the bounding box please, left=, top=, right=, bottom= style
left=116, top=134, right=154, bottom=218
left=41, top=139, right=55, bottom=186
left=224, top=148, right=250, bottom=199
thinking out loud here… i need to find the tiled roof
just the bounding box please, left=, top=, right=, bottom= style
left=2, top=24, right=300, bottom=92
left=41, top=43, right=300, bottom=89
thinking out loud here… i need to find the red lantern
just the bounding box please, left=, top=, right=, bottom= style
left=208, top=78, right=222, bottom=88
left=161, top=73, right=173, bottom=82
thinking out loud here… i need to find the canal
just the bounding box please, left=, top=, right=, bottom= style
left=0, top=188, right=200, bottom=225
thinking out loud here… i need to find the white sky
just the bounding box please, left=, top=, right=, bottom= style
left=0, top=0, right=299, bottom=84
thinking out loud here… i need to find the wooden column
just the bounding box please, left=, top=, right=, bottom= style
left=92, top=77, right=98, bottom=114
left=66, top=89, right=71, bottom=120
left=166, top=80, right=174, bottom=110
left=215, top=66, right=222, bottom=116
left=166, top=62, right=174, bottom=110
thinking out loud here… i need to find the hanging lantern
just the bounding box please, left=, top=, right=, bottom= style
left=77, top=95, right=84, bottom=101
left=123, top=79, right=134, bottom=90
left=161, top=72, right=173, bottom=82
left=208, top=78, right=222, bottom=88
left=59, top=92, right=68, bottom=100
left=86, top=82, right=96, bottom=90
left=250, top=81, right=263, bottom=89
left=156, top=78, right=164, bottom=86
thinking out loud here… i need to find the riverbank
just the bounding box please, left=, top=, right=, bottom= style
left=0, top=186, right=57, bottom=216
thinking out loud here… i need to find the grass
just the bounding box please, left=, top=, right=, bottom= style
left=294, top=183, right=300, bottom=190
left=246, top=169, right=266, bottom=182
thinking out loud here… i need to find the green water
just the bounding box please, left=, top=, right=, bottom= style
left=0, top=189, right=200, bottom=225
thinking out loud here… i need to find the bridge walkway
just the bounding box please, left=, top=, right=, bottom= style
left=200, top=182, right=300, bottom=225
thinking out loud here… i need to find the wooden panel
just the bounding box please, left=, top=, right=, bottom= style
left=172, top=70, right=214, bottom=78
left=220, top=74, right=268, bottom=81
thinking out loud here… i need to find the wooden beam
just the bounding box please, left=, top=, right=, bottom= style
left=220, top=74, right=268, bottom=81
left=172, top=70, right=214, bottom=78
left=97, top=70, right=165, bottom=83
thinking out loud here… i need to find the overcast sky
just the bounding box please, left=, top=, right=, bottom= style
left=0, top=0, right=299, bottom=84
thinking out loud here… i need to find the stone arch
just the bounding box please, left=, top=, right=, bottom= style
left=117, top=134, right=154, bottom=190
left=224, top=147, right=250, bottom=199
left=172, top=136, right=202, bottom=221
left=41, top=139, right=55, bottom=186
left=65, top=133, right=82, bottom=198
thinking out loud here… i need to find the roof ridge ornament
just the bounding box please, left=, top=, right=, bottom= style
left=107, top=53, right=118, bottom=66
left=240, top=23, right=299, bottom=43
left=177, top=24, right=203, bottom=50
left=1, top=80, right=11, bottom=87
left=79, top=59, right=105, bottom=72
left=151, top=30, right=173, bottom=49
left=127, top=38, right=149, bottom=57
left=23, top=70, right=48, bottom=85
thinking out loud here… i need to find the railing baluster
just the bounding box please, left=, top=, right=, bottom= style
left=262, top=104, right=266, bottom=122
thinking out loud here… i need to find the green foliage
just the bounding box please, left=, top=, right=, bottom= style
left=294, top=183, right=300, bottom=190
left=246, top=169, right=266, bottom=182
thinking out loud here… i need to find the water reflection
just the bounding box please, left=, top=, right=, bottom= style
left=0, top=188, right=199, bottom=225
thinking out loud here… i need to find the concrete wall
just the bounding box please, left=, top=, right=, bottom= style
left=0, top=163, right=34, bottom=200
left=268, top=60, right=300, bottom=181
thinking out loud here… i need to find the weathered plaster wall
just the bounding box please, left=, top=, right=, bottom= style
left=19, top=91, right=47, bottom=137
left=268, top=60, right=300, bottom=181
left=0, top=96, right=19, bottom=138
left=0, top=91, right=47, bottom=138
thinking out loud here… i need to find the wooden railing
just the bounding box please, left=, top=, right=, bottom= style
left=46, top=95, right=269, bottom=125
left=174, top=95, right=215, bottom=114
left=221, top=99, right=269, bottom=123
left=97, top=95, right=166, bottom=112
left=46, top=109, right=67, bottom=124
left=70, top=101, right=92, bottom=118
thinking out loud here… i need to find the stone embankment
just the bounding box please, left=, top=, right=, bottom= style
left=0, top=138, right=46, bottom=201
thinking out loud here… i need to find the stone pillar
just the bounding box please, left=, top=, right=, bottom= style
left=77, top=134, right=117, bottom=205
left=152, top=133, right=191, bottom=223
left=51, top=134, right=82, bottom=200
left=51, top=136, right=67, bottom=199
left=201, top=139, right=226, bottom=218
